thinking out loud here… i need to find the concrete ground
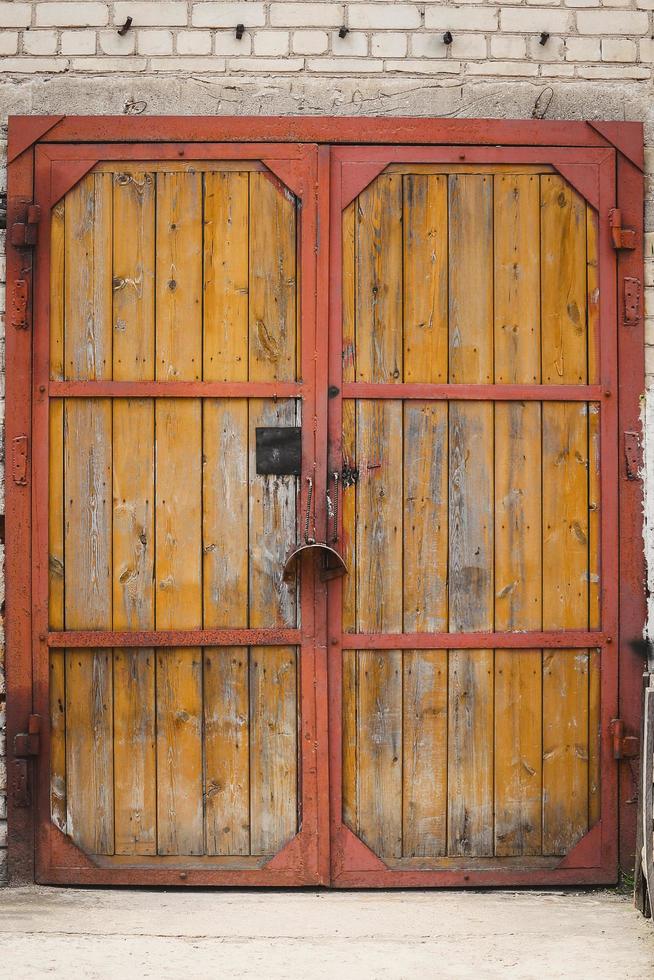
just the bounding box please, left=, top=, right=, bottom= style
left=0, top=887, right=652, bottom=979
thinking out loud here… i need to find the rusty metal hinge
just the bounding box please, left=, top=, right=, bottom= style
left=609, top=208, right=636, bottom=250
left=12, top=714, right=41, bottom=809
left=9, top=202, right=40, bottom=248
left=610, top=718, right=639, bottom=760
left=623, top=277, right=641, bottom=326
left=14, top=714, right=41, bottom=758
left=12, top=435, right=29, bottom=485
left=624, top=431, right=642, bottom=481
left=10, top=278, right=28, bottom=330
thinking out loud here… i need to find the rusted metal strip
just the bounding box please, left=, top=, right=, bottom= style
left=49, top=380, right=304, bottom=398
left=47, top=628, right=302, bottom=649
left=343, top=383, right=605, bottom=401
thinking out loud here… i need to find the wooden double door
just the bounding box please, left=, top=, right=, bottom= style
left=16, top=126, right=639, bottom=887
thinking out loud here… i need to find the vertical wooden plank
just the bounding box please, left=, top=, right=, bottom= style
left=403, top=402, right=448, bottom=632
left=113, top=649, right=156, bottom=854
left=156, top=172, right=202, bottom=381
left=204, top=171, right=249, bottom=382
left=448, top=174, right=493, bottom=384
left=588, top=402, right=601, bottom=631
left=587, top=214, right=601, bottom=824
left=342, top=649, right=358, bottom=831
left=494, top=403, right=542, bottom=631
left=205, top=648, right=250, bottom=855
left=541, top=174, right=587, bottom=384
left=494, top=174, right=540, bottom=384
left=588, top=648, right=601, bottom=826
left=543, top=650, right=589, bottom=854
left=357, top=650, right=402, bottom=859
left=49, top=652, right=66, bottom=832
left=65, top=650, right=113, bottom=854
left=494, top=650, right=542, bottom=856
left=250, top=647, right=298, bottom=854
left=64, top=173, right=112, bottom=380
left=355, top=174, right=403, bottom=383
left=249, top=172, right=297, bottom=381
left=112, top=171, right=154, bottom=381
left=402, top=650, right=447, bottom=857
left=447, top=651, right=494, bottom=856
left=342, top=201, right=356, bottom=384
left=586, top=206, right=600, bottom=386
left=50, top=199, right=65, bottom=381
left=248, top=399, right=298, bottom=628
left=403, top=174, right=448, bottom=383
left=341, top=399, right=357, bottom=632
left=356, top=400, right=403, bottom=633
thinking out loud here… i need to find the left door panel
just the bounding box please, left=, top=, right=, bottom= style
left=33, top=144, right=324, bottom=885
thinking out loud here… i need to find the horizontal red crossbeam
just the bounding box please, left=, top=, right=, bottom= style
left=342, top=383, right=605, bottom=401
left=344, top=631, right=608, bottom=650
left=49, top=381, right=304, bottom=398
left=47, top=628, right=302, bottom=648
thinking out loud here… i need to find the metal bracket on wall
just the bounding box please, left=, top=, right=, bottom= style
left=623, top=277, right=641, bottom=326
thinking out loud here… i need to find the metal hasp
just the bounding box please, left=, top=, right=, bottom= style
left=282, top=542, right=348, bottom=583
left=255, top=426, right=302, bottom=475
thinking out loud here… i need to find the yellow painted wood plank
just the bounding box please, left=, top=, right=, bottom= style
left=357, top=650, right=403, bottom=859
left=249, top=172, right=297, bottom=382
left=342, top=201, right=356, bottom=384
left=540, top=175, right=587, bottom=384
left=402, top=650, right=447, bottom=857
left=113, top=649, right=156, bottom=854
left=65, top=649, right=114, bottom=854
left=50, top=199, right=65, bottom=380
left=494, top=403, right=542, bottom=631
left=249, top=647, right=298, bottom=855
left=341, top=399, right=357, bottom=633
left=403, top=174, right=448, bottom=383
left=494, top=174, right=540, bottom=384
left=205, top=647, right=250, bottom=855
left=587, top=206, right=600, bottom=385
left=342, top=648, right=358, bottom=832
left=355, top=174, right=403, bottom=383
left=542, top=650, right=589, bottom=855
left=248, top=399, right=298, bottom=628
left=204, top=171, right=249, bottom=382
left=49, top=399, right=64, bottom=629
left=156, top=171, right=202, bottom=381
left=112, top=171, right=155, bottom=381
left=49, top=651, right=66, bottom=833
left=448, top=175, right=493, bottom=384
left=447, top=650, right=494, bottom=856
left=356, top=400, right=403, bottom=633
left=588, top=402, right=601, bottom=630
left=494, top=650, right=542, bottom=856
left=588, top=648, right=601, bottom=826
left=64, top=173, right=112, bottom=381
left=403, top=402, right=448, bottom=632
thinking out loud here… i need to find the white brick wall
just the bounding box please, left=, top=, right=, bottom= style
left=1, top=0, right=654, bottom=884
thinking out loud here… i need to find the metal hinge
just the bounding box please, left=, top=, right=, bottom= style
left=623, top=277, right=641, bottom=326
left=609, top=718, right=639, bottom=760
left=12, top=714, right=41, bottom=809
left=624, top=431, right=643, bottom=481
left=10, top=202, right=40, bottom=248
left=608, top=208, right=636, bottom=250
left=12, top=435, right=29, bottom=486
left=14, top=714, right=41, bottom=758
left=10, top=278, right=28, bottom=330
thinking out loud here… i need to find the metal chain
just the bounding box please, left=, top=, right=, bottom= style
left=304, top=476, right=315, bottom=544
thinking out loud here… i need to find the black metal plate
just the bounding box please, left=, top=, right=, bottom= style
left=255, top=426, right=302, bottom=476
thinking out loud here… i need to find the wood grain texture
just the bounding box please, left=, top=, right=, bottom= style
left=357, top=650, right=403, bottom=859
left=112, top=171, right=154, bottom=381
left=448, top=175, right=493, bottom=384
left=355, top=174, right=403, bottom=383
left=402, top=650, right=447, bottom=856
left=588, top=402, right=601, bottom=631
left=342, top=649, right=358, bottom=832
left=586, top=207, right=600, bottom=386
left=540, top=175, right=587, bottom=384
left=49, top=651, right=66, bottom=832
left=588, top=648, right=601, bottom=827
left=403, top=174, right=448, bottom=383
left=249, top=647, right=298, bottom=854
left=50, top=200, right=65, bottom=381
left=113, top=649, right=156, bottom=854
left=204, top=171, right=249, bottom=382
left=342, top=201, right=356, bottom=384
left=204, top=648, right=250, bottom=855
left=341, top=399, right=357, bottom=633
left=494, top=650, right=542, bottom=856
left=493, top=175, right=540, bottom=384
left=249, top=172, right=297, bottom=382
left=64, top=173, right=112, bottom=381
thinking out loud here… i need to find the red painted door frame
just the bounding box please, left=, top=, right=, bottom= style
left=5, top=116, right=645, bottom=887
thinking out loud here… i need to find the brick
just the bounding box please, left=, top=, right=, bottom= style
left=61, top=30, right=97, bottom=54
left=640, top=38, right=654, bottom=61
left=0, top=31, right=18, bottom=55
left=490, top=35, right=526, bottom=59
left=253, top=31, right=289, bottom=55
left=36, top=2, right=108, bottom=27
left=411, top=34, right=448, bottom=58
left=214, top=31, right=252, bottom=54
left=0, top=56, right=68, bottom=71
left=22, top=30, right=58, bottom=55
left=527, top=35, right=564, bottom=62
left=601, top=38, right=637, bottom=62
left=292, top=30, right=328, bottom=55
left=576, top=64, right=650, bottom=78
left=114, top=2, right=187, bottom=27
left=70, top=55, right=147, bottom=69
left=425, top=6, right=498, bottom=31
left=565, top=36, right=601, bottom=61
left=386, top=58, right=461, bottom=74
left=270, top=3, right=343, bottom=27
left=467, top=59, right=539, bottom=76
left=576, top=10, right=649, bottom=34
left=540, top=63, right=576, bottom=76
left=193, top=2, right=266, bottom=28
left=138, top=30, right=174, bottom=55
left=500, top=8, right=571, bottom=32
left=149, top=55, right=226, bottom=70
left=306, top=56, right=384, bottom=72
left=0, top=821, right=5, bottom=848
left=0, top=3, right=30, bottom=28
left=371, top=32, right=407, bottom=58
left=450, top=34, right=487, bottom=59
left=349, top=4, right=421, bottom=29
left=99, top=29, right=135, bottom=54
left=229, top=56, right=304, bottom=71
left=332, top=31, right=368, bottom=56
left=177, top=30, right=212, bottom=55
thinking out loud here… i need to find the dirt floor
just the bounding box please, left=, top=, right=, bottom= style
left=0, top=887, right=652, bottom=978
